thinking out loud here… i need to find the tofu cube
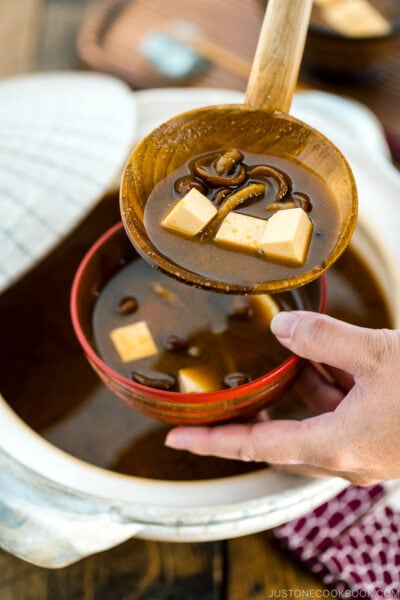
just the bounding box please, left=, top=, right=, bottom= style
left=178, top=365, right=221, bottom=394
left=110, top=321, right=158, bottom=362
left=214, top=212, right=266, bottom=253
left=319, top=0, right=391, bottom=37
left=161, top=188, right=217, bottom=237
left=249, top=294, right=281, bottom=324
left=260, top=208, right=313, bottom=266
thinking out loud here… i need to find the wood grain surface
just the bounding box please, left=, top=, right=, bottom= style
left=2, top=0, right=389, bottom=597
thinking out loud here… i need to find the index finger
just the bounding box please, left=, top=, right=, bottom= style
left=165, top=411, right=340, bottom=468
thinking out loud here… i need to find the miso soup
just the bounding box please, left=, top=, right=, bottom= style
left=92, top=256, right=315, bottom=393
left=144, top=150, right=340, bottom=286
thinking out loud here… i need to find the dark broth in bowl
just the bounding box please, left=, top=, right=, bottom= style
left=92, top=257, right=312, bottom=393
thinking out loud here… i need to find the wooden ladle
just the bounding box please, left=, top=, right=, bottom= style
left=120, top=0, right=358, bottom=294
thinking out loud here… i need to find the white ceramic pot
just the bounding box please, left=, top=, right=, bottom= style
left=1, top=87, right=400, bottom=568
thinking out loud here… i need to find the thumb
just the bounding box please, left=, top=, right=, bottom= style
left=270, top=311, right=388, bottom=376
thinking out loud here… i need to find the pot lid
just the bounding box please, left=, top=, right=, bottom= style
left=0, top=71, right=137, bottom=293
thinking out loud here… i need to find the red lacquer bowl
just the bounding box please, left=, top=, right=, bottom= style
left=70, top=222, right=326, bottom=425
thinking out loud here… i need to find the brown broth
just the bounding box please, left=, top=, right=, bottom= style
left=144, top=151, right=340, bottom=286
left=92, top=258, right=301, bottom=389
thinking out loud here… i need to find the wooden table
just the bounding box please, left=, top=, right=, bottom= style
left=2, top=0, right=392, bottom=597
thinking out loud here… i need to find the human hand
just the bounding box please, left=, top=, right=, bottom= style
left=165, top=311, right=400, bottom=485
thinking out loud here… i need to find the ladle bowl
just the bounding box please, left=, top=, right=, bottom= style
left=120, top=0, right=358, bottom=293
left=121, top=104, right=357, bottom=293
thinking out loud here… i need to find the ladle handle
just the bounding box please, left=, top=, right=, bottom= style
left=245, top=0, right=313, bottom=113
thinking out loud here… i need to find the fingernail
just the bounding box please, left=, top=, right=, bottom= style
left=270, top=312, right=300, bottom=340
left=165, top=430, right=187, bottom=450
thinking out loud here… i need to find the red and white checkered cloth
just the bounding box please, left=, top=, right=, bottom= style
left=273, top=483, right=400, bottom=596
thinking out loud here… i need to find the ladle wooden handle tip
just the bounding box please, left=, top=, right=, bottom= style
left=245, top=0, right=313, bottom=113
